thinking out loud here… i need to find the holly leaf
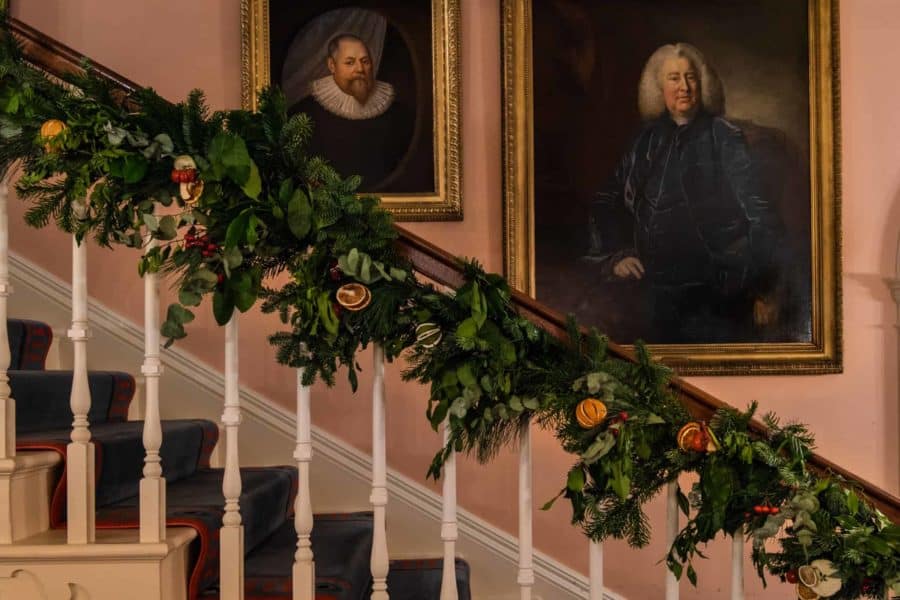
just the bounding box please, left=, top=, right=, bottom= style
left=287, top=188, right=312, bottom=240
left=230, top=270, right=257, bottom=312
left=213, top=289, right=235, bottom=325
left=109, top=154, right=148, bottom=184
left=566, top=466, right=585, bottom=492
left=225, top=210, right=250, bottom=249
left=242, top=161, right=261, bottom=199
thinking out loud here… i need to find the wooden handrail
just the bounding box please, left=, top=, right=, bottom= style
left=10, top=16, right=900, bottom=524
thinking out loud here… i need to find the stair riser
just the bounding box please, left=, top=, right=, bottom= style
left=0, top=451, right=61, bottom=542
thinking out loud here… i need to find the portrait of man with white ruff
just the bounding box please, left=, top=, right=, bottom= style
left=282, top=7, right=414, bottom=192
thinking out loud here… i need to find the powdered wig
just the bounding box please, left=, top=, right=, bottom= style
left=637, top=43, right=725, bottom=121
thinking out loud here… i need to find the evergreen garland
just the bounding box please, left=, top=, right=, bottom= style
left=0, top=16, right=896, bottom=597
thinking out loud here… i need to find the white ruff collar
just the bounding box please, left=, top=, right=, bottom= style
left=310, top=76, right=395, bottom=120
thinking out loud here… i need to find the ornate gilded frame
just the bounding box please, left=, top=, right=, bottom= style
left=502, top=0, right=842, bottom=375
left=241, top=0, right=461, bottom=221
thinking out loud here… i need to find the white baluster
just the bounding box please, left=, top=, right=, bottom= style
left=370, top=344, right=389, bottom=600
left=665, top=482, right=680, bottom=600
left=731, top=529, right=744, bottom=600
left=589, top=540, right=603, bottom=600
left=0, top=175, right=13, bottom=460
left=293, top=367, right=314, bottom=600
left=518, top=421, right=534, bottom=600
left=440, top=422, right=458, bottom=600
left=220, top=313, right=244, bottom=600
left=139, top=233, right=165, bottom=543
left=67, top=216, right=95, bottom=544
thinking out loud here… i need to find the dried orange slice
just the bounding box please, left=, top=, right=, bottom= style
left=181, top=180, right=204, bottom=204
left=677, top=422, right=702, bottom=451
left=796, top=583, right=819, bottom=600
left=40, top=119, right=67, bottom=139
left=336, top=283, right=371, bottom=311
left=798, top=566, right=819, bottom=587
left=40, top=119, right=67, bottom=152
left=575, top=398, right=607, bottom=429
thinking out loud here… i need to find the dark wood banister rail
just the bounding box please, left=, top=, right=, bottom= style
left=10, top=16, right=899, bottom=524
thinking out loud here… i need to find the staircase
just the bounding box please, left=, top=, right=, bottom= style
left=2, top=12, right=899, bottom=600
left=5, top=317, right=471, bottom=599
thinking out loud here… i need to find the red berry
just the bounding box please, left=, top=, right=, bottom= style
left=769, top=507, right=779, bottom=515
left=217, top=273, right=224, bottom=285
left=619, top=411, right=629, bottom=421
left=182, top=169, right=196, bottom=183
left=743, top=512, right=751, bottom=519
left=329, top=266, right=343, bottom=282
left=753, top=505, right=764, bottom=514
left=785, top=570, right=798, bottom=584
left=170, top=170, right=180, bottom=183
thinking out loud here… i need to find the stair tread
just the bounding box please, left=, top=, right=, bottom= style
left=12, top=370, right=135, bottom=432
left=18, top=418, right=218, bottom=509
left=95, top=466, right=298, bottom=600
left=200, top=516, right=471, bottom=600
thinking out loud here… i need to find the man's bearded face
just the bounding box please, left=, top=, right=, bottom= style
left=661, top=56, right=700, bottom=122
left=328, top=39, right=375, bottom=105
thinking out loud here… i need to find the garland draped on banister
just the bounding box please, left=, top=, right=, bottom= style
left=0, top=16, right=896, bottom=599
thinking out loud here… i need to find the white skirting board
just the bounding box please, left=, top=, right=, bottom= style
left=8, top=251, right=625, bottom=600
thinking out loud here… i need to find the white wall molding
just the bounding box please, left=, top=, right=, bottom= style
left=9, top=251, right=623, bottom=600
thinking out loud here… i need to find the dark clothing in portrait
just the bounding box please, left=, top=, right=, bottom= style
left=588, top=111, right=780, bottom=343
left=293, top=96, right=413, bottom=193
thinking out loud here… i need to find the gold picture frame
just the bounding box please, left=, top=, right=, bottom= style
left=502, top=0, right=842, bottom=375
left=242, top=0, right=461, bottom=221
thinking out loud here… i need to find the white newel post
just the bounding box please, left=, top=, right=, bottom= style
left=67, top=218, right=95, bottom=544
left=221, top=313, right=244, bottom=600
left=370, top=344, right=389, bottom=600
left=0, top=176, right=13, bottom=461
left=589, top=540, right=603, bottom=600
left=293, top=367, right=315, bottom=600
left=139, top=233, right=165, bottom=543
left=518, top=421, right=534, bottom=600
left=731, top=530, right=744, bottom=600
left=440, top=422, right=458, bottom=600
left=665, top=482, right=680, bottom=600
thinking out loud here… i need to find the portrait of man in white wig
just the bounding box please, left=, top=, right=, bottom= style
left=587, top=43, right=782, bottom=344
left=283, top=9, right=413, bottom=192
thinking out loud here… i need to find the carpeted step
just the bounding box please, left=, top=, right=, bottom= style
left=7, top=319, right=53, bottom=370
left=385, top=558, right=471, bottom=600
left=17, top=418, right=218, bottom=519
left=96, top=466, right=298, bottom=600
left=200, top=515, right=472, bottom=600
left=12, top=370, right=135, bottom=432
left=198, top=512, right=375, bottom=600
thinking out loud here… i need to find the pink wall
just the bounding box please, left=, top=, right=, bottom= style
left=10, top=1, right=899, bottom=598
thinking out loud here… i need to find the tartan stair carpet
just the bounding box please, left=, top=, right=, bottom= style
left=9, top=319, right=472, bottom=599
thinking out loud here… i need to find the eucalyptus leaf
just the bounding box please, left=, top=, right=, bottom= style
left=142, top=213, right=159, bottom=232
left=158, top=215, right=177, bottom=240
